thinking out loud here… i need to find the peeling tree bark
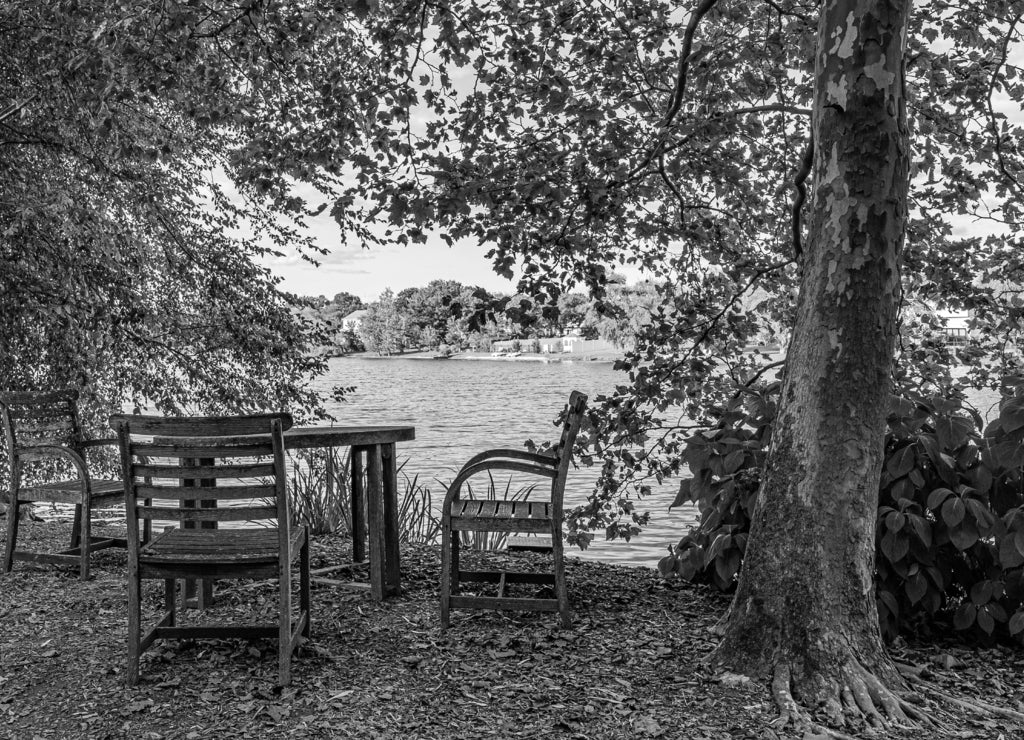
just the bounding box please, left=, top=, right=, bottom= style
left=711, top=0, right=912, bottom=727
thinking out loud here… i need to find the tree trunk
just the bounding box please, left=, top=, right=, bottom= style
left=711, top=0, right=912, bottom=726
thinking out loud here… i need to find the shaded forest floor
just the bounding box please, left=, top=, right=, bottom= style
left=1, top=521, right=1022, bottom=739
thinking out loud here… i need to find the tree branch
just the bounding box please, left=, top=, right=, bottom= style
left=985, top=11, right=1024, bottom=194
left=662, top=0, right=721, bottom=128
left=791, top=135, right=814, bottom=261
left=0, top=95, right=37, bottom=125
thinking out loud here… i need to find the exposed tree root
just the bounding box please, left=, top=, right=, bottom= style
left=899, top=670, right=1024, bottom=723
left=767, top=659, right=930, bottom=738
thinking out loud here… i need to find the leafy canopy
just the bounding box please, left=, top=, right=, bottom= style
left=331, top=0, right=1024, bottom=540
left=1, top=0, right=382, bottom=426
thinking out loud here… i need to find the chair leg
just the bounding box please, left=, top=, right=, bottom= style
left=552, top=531, right=570, bottom=629
left=142, top=502, right=152, bottom=545
left=164, top=579, right=177, bottom=627
left=79, top=501, right=92, bottom=581
left=278, top=560, right=293, bottom=687
left=127, top=569, right=142, bottom=686
left=440, top=523, right=451, bottom=630
left=300, top=530, right=311, bottom=639
left=451, top=530, right=460, bottom=596
left=3, top=499, right=18, bottom=574
left=70, top=504, right=83, bottom=549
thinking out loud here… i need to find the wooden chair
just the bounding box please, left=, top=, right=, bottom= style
left=440, top=390, right=587, bottom=629
left=110, top=413, right=310, bottom=687
left=1, top=390, right=127, bottom=580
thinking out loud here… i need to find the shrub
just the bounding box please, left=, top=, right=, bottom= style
left=659, top=378, right=1024, bottom=643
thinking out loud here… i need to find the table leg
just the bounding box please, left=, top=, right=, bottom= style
left=364, top=445, right=385, bottom=602
left=350, top=446, right=366, bottom=563
left=381, top=443, right=401, bottom=596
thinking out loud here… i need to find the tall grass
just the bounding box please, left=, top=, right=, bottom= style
left=287, top=448, right=349, bottom=536
left=287, top=448, right=442, bottom=543
left=287, top=449, right=539, bottom=550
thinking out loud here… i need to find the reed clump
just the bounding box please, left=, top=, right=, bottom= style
left=288, top=450, right=535, bottom=550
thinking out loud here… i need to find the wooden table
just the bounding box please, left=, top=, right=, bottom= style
left=283, top=425, right=415, bottom=601
left=172, top=424, right=415, bottom=604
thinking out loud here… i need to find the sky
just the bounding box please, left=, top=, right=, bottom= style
left=261, top=213, right=518, bottom=303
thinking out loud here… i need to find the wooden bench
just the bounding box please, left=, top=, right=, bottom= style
left=1, top=389, right=127, bottom=580
left=440, top=391, right=587, bottom=628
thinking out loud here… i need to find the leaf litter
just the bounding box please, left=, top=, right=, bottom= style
left=0, top=521, right=1022, bottom=739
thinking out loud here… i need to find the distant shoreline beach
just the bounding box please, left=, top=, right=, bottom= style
left=335, top=349, right=623, bottom=364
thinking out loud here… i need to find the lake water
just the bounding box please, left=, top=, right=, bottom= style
left=311, top=356, right=696, bottom=568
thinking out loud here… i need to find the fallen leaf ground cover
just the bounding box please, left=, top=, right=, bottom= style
left=1, top=520, right=1022, bottom=739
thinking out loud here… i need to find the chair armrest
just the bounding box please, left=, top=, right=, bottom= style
left=80, top=437, right=117, bottom=449
left=442, top=459, right=557, bottom=512
left=459, top=448, right=557, bottom=471
left=19, top=445, right=90, bottom=484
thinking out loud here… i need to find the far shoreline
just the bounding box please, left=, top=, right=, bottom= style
left=330, top=349, right=623, bottom=364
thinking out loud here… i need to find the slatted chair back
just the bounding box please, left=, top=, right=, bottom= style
left=110, top=413, right=293, bottom=550
left=1, top=390, right=85, bottom=466
left=109, top=412, right=310, bottom=687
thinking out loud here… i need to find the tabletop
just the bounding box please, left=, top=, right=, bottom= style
left=152, top=424, right=415, bottom=448
left=282, top=425, right=415, bottom=449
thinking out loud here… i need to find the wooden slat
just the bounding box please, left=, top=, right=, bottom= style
left=13, top=419, right=74, bottom=435
left=110, top=413, right=292, bottom=437
left=135, top=484, right=275, bottom=500
left=134, top=463, right=275, bottom=479
left=478, top=500, right=499, bottom=517
left=140, top=562, right=279, bottom=580
left=154, top=625, right=278, bottom=640
left=137, top=505, right=277, bottom=522
left=0, top=389, right=76, bottom=405
left=495, top=501, right=515, bottom=518
left=451, top=517, right=550, bottom=533
left=507, top=535, right=553, bottom=552
left=458, top=570, right=556, bottom=585
left=131, top=442, right=274, bottom=458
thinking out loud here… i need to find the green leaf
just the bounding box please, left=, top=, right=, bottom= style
left=909, top=515, right=932, bottom=547
left=714, top=548, right=741, bottom=584
left=1009, top=611, right=1024, bottom=636
left=886, top=445, right=915, bottom=479
left=722, top=449, right=745, bottom=474
left=949, top=519, right=979, bottom=551
left=999, top=534, right=1024, bottom=568
left=669, top=479, right=692, bottom=510
left=881, top=531, right=909, bottom=563
left=970, top=580, right=993, bottom=605
left=977, top=606, right=995, bottom=635
left=877, top=588, right=899, bottom=618
left=934, top=414, right=975, bottom=450
left=927, top=487, right=954, bottom=510
left=905, top=573, right=928, bottom=605
left=998, top=396, right=1024, bottom=433
left=941, top=496, right=965, bottom=527
left=657, top=551, right=678, bottom=578
left=953, top=602, right=977, bottom=631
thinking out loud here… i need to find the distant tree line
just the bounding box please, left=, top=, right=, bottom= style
left=309, top=276, right=663, bottom=356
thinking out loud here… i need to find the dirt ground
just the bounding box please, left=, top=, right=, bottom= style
left=1, top=520, right=1022, bottom=740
